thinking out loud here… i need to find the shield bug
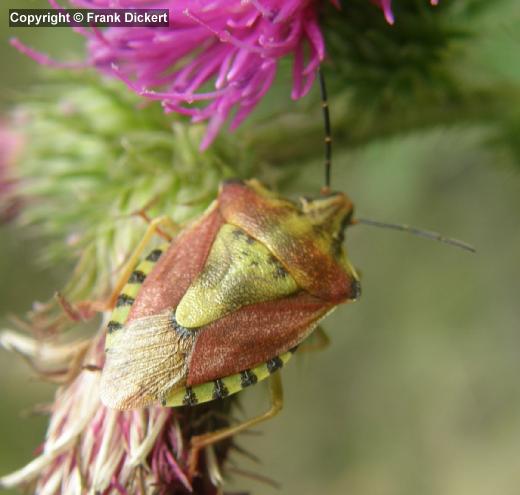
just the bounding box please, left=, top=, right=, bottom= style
left=100, top=175, right=361, bottom=469
left=101, top=175, right=360, bottom=404
left=99, top=70, right=473, bottom=476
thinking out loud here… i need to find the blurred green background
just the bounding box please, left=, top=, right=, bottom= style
left=1, top=1, right=519, bottom=494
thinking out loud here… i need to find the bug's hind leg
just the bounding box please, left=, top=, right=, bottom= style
left=297, top=326, right=330, bottom=353
left=188, top=372, right=284, bottom=478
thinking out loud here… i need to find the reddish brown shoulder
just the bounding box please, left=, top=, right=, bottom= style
left=128, top=204, right=223, bottom=321
left=218, top=180, right=355, bottom=303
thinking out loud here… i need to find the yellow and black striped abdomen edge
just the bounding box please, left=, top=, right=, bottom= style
left=163, top=349, right=296, bottom=407
left=105, top=243, right=168, bottom=350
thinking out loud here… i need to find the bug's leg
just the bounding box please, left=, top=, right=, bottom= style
left=105, top=215, right=179, bottom=309
left=55, top=291, right=98, bottom=322
left=296, top=326, right=330, bottom=353
left=188, top=372, right=284, bottom=478
left=52, top=215, right=178, bottom=320
left=130, top=197, right=178, bottom=241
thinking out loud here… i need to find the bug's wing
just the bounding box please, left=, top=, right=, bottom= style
left=187, top=292, right=336, bottom=385
left=100, top=310, right=196, bottom=410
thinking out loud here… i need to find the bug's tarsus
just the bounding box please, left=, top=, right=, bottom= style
left=354, top=218, right=476, bottom=253
left=55, top=292, right=99, bottom=321
left=55, top=291, right=83, bottom=322
left=318, top=68, right=332, bottom=193
left=130, top=196, right=176, bottom=241
left=134, top=209, right=172, bottom=242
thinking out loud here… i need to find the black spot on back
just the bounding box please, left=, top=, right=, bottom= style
left=267, top=356, right=283, bottom=374
left=146, top=249, right=163, bottom=262
left=170, top=311, right=194, bottom=339
left=107, top=321, right=123, bottom=333
left=232, top=228, right=245, bottom=239
left=266, top=254, right=288, bottom=279
left=115, top=293, right=135, bottom=307
left=267, top=254, right=279, bottom=265
left=183, top=387, right=198, bottom=406
left=240, top=370, right=258, bottom=388
left=128, top=270, right=146, bottom=284
left=212, top=379, right=229, bottom=400
left=274, top=265, right=288, bottom=279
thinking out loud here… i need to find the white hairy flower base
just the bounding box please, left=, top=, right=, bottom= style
left=0, top=325, right=190, bottom=494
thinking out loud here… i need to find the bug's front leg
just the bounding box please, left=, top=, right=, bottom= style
left=55, top=215, right=179, bottom=320
left=104, top=215, right=179, bottom=309
left=188, top=372, right=284, bottom=479
left=55, top=215, right=179, bottom=321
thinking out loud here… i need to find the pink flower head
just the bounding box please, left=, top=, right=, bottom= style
left=11, top=0, right=442, bottom=149
left=65, top=0, right=328, bottom=149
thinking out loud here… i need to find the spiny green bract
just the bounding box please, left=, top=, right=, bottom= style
left=10, top=74, right=255, bottom=299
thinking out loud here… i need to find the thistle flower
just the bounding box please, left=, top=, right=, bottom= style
left=12, top=1, right=441, bottom=150
left=61, top=0, right=439, bottom=149
left=47, top=0, right=329, bottom=149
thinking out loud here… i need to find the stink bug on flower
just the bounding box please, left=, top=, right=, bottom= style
left=101, top=176, right=360, bottom=406
left=99, top=70, right=473, bottom=476
left=100, top=175, right=361, bottom=471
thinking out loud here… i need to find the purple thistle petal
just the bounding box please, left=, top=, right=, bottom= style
left=55, top=0, right=328, bottom=149
left=380, top=0, right=395, bottom=24
left=10, top=38, right=85, bottom=69
left=374, top=0, right=440, bottom=25
left=164, top=449, right=192, bottom=492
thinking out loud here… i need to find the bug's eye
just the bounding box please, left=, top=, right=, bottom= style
left=343, top=209, right=354, bottom=227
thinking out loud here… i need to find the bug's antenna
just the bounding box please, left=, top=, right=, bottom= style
left=318, top=68, right=332, bottom=192
left=354, top=218, right=476, bottom=253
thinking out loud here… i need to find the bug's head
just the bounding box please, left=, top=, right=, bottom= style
left=300, top=190, right=359, bottom=296
left=300, top=190, right=354, bottom=243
